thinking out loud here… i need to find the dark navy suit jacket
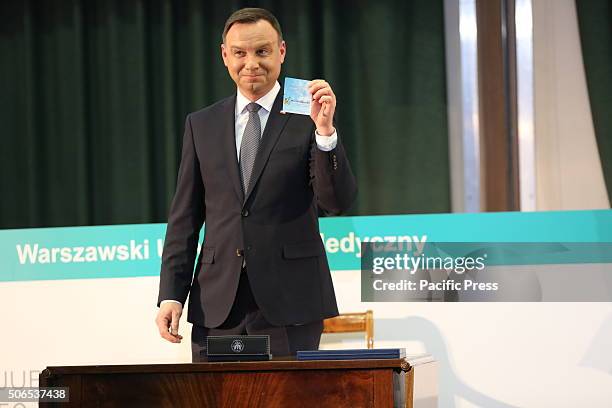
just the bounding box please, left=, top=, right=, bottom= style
left=158, top=90, right=357, bottom=328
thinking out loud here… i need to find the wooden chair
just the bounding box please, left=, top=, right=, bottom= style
left=323, top=310, right=374, bottom=349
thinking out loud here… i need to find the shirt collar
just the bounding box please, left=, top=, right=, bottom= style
left=235, top=81, right=281, bottom=117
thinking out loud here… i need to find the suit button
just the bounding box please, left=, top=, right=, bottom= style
left=236, top=249, right=244, bottom=257
left=242, top=209, right=249, bottom=217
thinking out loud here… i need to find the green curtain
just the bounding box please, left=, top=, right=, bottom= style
left=576, top=0, right=612, bottom=204
left=0, top=0, right=449, bottom=229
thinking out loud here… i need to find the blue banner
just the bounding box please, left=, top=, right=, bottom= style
left=1, top=210, right=611, bottom=282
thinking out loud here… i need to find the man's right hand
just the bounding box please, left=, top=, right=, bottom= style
left=155, top=302, right=184, bottom=343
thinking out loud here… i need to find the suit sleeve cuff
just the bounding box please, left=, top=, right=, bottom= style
left=315, top=130, right=338, bottom=151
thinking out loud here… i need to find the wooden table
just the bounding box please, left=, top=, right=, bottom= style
left=40, top=357, right=436, bottom=407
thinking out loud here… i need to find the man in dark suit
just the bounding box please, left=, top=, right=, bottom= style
left=155, top=8, right=356, bottom=361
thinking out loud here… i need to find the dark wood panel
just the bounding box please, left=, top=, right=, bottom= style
left=373, top=369, right=393, bottom=407
left=41, top=360, right=411, bottom=407
left=77, top=369, right=381, bottom=408
left=40, top=373, right=81, bottom=408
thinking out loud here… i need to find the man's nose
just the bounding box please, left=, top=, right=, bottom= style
left=244, top=56, right=259, bottom=71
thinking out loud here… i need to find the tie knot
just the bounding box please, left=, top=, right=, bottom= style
left=246, top=102, right=261, bottom=113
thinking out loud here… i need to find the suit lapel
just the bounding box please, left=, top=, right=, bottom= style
left=244, top=91, right=289, bottom=204
left=221, top=95, right=244, bottom=203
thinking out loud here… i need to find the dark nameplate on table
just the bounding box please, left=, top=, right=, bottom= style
left=206, top=335, right=271, bottom=361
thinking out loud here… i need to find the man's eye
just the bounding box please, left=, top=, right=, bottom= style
left=234, top=51, right=245, bottom=57
left=257, top=49, right=270, bottom=56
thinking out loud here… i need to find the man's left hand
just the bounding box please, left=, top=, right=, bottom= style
left=309, top=79, right=336, bottom=136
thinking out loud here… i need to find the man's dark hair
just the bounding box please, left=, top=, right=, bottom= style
left=222, top=8, right=283, bottom=43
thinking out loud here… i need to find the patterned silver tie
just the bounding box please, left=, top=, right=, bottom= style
left=239, top=102, right=262, bottom=194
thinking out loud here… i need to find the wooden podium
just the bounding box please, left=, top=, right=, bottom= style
left=40, top=357, right=436, bottom=407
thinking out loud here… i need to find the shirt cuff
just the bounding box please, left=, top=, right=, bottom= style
left=315, top=129, right=338, bottom=151
left=160, top=300, right=182, bottom=307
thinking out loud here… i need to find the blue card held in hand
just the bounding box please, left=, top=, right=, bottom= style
left=282, top=77, right=311, bottom=115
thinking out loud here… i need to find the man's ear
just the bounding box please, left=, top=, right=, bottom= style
left=221, top=43, right=228, bottom=67
left=279, top=41, right=286, bottom=64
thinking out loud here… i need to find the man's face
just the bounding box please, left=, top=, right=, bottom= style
left=221, top=20, right=286, bottom=101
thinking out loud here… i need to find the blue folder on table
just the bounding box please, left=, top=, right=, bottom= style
left=297, top=348, right=405, bottom=361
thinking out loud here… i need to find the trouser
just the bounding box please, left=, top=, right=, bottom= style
left=191, top=271, right=323, bottom=362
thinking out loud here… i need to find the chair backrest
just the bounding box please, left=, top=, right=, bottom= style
left=322, top=310, right=374, bottom=349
